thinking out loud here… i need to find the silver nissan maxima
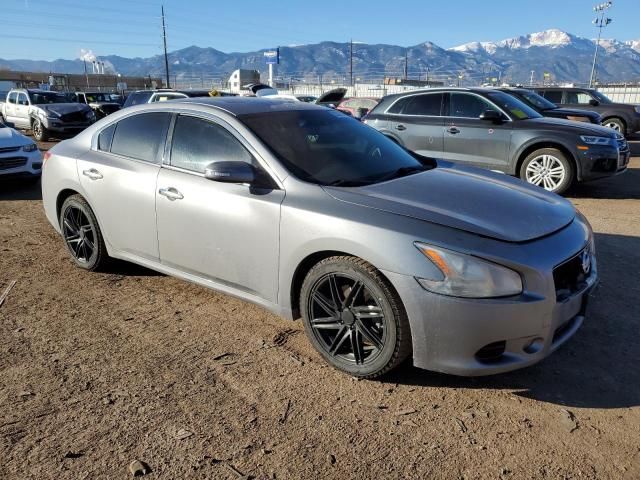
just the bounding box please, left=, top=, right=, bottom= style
left=41, top=98, right=597, bottom=378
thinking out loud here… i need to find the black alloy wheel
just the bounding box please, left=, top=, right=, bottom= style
left=60, top=194, right=108, bottom=271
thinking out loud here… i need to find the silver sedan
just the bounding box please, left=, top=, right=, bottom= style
left=41, top=98, right=597, bottom=378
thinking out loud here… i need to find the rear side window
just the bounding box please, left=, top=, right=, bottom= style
left=170, top=115, right=253, bottom=173
left=110, top=112, right=171, bottom=163
left=97, top=124, right=116, bottom=152
left=542, top=90, right=563, bottom=103
left=387, top=94, right=443, bottom=116
left=8, top=92, right=17, bottom=104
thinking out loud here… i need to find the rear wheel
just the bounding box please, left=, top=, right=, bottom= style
left=32, top=119, right=49, bottom=142
left=300, top=256, right=411, bottom=378
left=602, top=117, right=625, bottom=135
left=520, top=148, right=573, bottom=194
left=60, top=195, right=108, bottom=271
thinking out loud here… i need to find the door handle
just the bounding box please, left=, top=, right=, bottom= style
left=158, top=187, right=184, bottom=201
left=395, top=124, right=407, bottom=131
left=82, top=168, right=103, bottom=180
left=447, top=126, right=460, bottom=134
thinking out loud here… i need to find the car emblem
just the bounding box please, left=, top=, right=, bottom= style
left=580, top=250, right=591, bottom=275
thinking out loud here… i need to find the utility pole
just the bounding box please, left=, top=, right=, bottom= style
left=530, top=70, right=535, bottom=86
left=404, top=49, right=408, bottom=80
left=83, top=59, right=89, bottom=89
left=161, top=5, right=170, bottom=88
left=349, top=39, right=353, bottom=86
left=589, top=1, right=613, bottom=88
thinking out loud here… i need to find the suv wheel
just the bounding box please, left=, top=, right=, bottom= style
left=32, top=119, right=49, bottom=142
left=60, top=195, right=109, bottom=271
left=520, top=148, right=573, bottom=194
left=602, top=117, right=625, bottom=134
left=300, top=256, right=412, bottom=378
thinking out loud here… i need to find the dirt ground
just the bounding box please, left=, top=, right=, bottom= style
left=1, top=140, right=639, bottom=479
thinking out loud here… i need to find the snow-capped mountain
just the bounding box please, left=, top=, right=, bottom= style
left=1, top=29, right=639, bottom=84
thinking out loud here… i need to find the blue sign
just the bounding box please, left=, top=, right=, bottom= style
left=264, top=48, right=279, bottom=65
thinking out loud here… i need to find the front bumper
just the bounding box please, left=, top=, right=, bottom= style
left=0, top=149, right=42, bottom=178
left=575, top=142, right=630, bottom=182
left=43, top=118, right=92, bottom=135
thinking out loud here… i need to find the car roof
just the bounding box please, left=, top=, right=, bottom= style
left=172, top=96, right=322, bottom=116
left=536, top=87, right=594, bottom=91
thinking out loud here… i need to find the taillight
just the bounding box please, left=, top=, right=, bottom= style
left=43, top=151, right=52, bottom=163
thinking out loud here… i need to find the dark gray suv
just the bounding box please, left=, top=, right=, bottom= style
left=365, top=88, right=630, bottom=194
left=535, top=87, right=640, bottom=136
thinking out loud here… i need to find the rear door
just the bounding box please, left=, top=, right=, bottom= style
left=77, top=112, right=172, bottom=260
left=386, top=92, right=444, bottom=157
left=155, top=114, right=284, bottom=302
left=441, top=92, right=512, bottom=170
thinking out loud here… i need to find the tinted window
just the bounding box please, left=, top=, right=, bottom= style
left=516, top=90, right=557, bottom=110
left=387, top=96, right=411, bottom=114
left=485, top=91, right=541, bottom=120
left=241, top=109, right=433, bottom=186
left=170, top=115, right=253, bottom=173
left=8, top=92, right=17, bottom=104
left=403, top=93, right=443, bottom=116
left=97, top=124, right=116, bottom=152
left=449, top=93, right=494, bottom=118
left=123, top=92, right=153, bottom=108
left=110, top=113, right=171, bottom=162
left=542, top=90, right=562, bottom=103
left=566, top=91, right=593, bottom=105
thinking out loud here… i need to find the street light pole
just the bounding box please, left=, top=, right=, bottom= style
left=589, top=1, right=613, bottom=88
left=161, top=5, right=170, bottom=88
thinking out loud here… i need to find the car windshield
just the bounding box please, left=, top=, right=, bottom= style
left=515, top=90, right=557, bottom=111
left=241, top=109, right=433, bottom=186
left=29, top=91, right=72, bottom=104
left=85, top=93, right=111, bottom=102
left=591, top=90, right=612, bottom=104
left=123, top=92, right=153, bottom=107
left=485, top=91, right=542, bottom=120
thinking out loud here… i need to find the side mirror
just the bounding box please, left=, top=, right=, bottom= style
left=204, top=161, right=255, bottom=184
left=479, top=109, right=503, bottom=122
left=589, top=99, right=600, bottom=106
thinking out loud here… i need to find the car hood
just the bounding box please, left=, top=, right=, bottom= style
left=548, top=107, right=600, bottom=119
left=521, top=116, right=616, bottom=136
left=322, top=163, right=575, bottom=243
left=37, top=103, right=92, bottom=116
left=0, top=126, right=30, bottom=147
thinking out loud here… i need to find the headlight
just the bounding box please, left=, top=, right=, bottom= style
left=22, top=143, right=38, bottom=152
left=580, top=135, right=614, bottom=146
left=415, top=243, right=523, bottom=298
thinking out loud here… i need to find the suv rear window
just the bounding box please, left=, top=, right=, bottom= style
left=542, top=90, right=562, bottom=103
left=110, top=112, right=171, bottom=162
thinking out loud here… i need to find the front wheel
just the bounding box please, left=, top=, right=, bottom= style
left=520, top=148, right=574, bottom=194
left=32, top=119, right=49, bottom=142
left=300, top=256, right=412, bottom=378
left=602, top=117, right=625, bottom=135
left=60, top=195, right=109, bottom=271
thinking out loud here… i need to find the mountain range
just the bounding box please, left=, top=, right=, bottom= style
left=1, top=29, right=639, bottom=85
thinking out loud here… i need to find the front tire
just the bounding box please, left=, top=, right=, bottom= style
left=32, top=119, right=49, bottom=142
left=602, top=117, right=625, bottom=135
left=300, top=256, right=412, bottom=378
left=520, top=148, right=573, bottom=194
left=60, top=195, right=108, bottom=271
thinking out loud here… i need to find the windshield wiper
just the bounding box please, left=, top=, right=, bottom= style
left=326, top=179, right=370, bottom=187
left=374, top=165, right=427, bottom=183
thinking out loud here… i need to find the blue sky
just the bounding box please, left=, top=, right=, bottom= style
left=1, top=0, right=639, bottom=61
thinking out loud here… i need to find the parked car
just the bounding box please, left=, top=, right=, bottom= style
left=497, top=88, right=600, bottom=124
left=535, top=87, right=640, bottom=136
left=122, top=89, right=189, bottom=108
left=315, top=88, right=347, bottom=107
left=337, top=97, right=380, bottom=120
left=42, top=97, right=597, bottom=378
left=1, top=89, right=95, bottom=141
left=0, top=119, right=42, bottom=181
left=72, top=91, right=121, bottom=119
left=296, top=95, right=318, bottom=103
left=365, top=87, right=629, bottom=194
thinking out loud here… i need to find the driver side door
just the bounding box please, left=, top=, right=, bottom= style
left=156, top=114, right=284, bottom=303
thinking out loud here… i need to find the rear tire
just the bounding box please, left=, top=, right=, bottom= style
left=519, top=148, right=573, bottom=195
left=59, top=195, right=109, bottom=271
left=32, top=119, right=49, bottom=142
left=300, top=256, right=412, bottom=379
left=602, top=117, right=625, bottom=135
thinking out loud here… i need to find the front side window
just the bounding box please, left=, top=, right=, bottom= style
left=17, top=93, right=29, bottom=106
left=485, top=91, right=540, bottom=120
left=110, top=112, right=171, bottom=163
left=566, top=91, right=594, bottom=105
left=449, top=93, right=495, bottom=118
left=170, top=115, right=253, bottom=173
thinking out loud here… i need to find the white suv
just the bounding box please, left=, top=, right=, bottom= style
left=0, top=120, right=42, bottom=181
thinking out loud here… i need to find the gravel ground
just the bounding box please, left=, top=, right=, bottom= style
left=0, top=140, right=639, bottom=479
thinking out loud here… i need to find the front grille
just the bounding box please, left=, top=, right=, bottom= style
left=0, top=157, right=28, bottom=170
left=60, top=111, right=87, bottom=123
left=0, top=146, right=21, bottom=154
left=553, top=248, right=590, bottom=301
